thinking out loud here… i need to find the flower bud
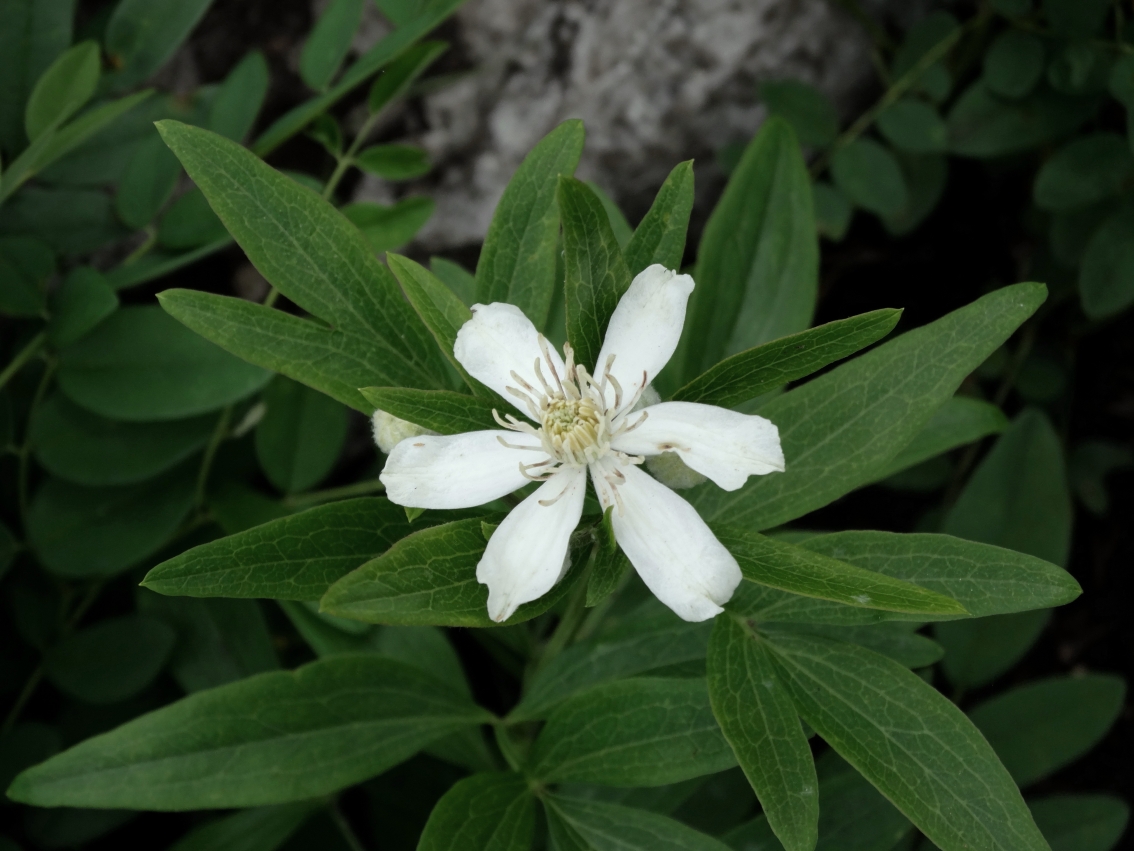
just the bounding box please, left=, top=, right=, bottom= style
left=371, top=409, right=437, bottom=454
left=646, top=450, right=707, bottom=489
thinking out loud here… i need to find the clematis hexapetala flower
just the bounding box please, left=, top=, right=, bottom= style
left=379, top=265, right=785, bottom=623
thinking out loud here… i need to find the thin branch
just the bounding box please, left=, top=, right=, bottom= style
left=0, top=331, right=47, bottom=392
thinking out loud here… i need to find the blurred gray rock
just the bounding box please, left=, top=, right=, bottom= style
left=354, top=0, right=919, bottom=254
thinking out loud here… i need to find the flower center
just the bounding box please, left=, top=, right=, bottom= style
left=542, top=397, right=606, bottom=466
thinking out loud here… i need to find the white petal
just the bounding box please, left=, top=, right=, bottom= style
left=453, top=302, right=566, bottom=409
left=612, top=401, right=784, bottom=491
left=595, top=461, right=741, bottom=622
left=380, top=430, right=547, bottom=509
left=477, top=466, right=587, bottom=622
left=594, top=265, right=694, bottom=414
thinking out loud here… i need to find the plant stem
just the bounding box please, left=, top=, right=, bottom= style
left=195, top=406, right=233, bottom=510
left=0, top=331, right=47, bottom=392
left=120, top=226, right=157, bottom=267
left=810, top=25, right=964, bottom=178
left=328, top=800, right=367, bottom=851
left=534, top=559, right=592, bottom=674
left=17, top=358, right=56, bottom=528
left=322, top=110, right=385, bottom=202
left=284, top=477, right=386, bottom=509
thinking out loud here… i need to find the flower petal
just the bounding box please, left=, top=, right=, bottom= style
left=612, top=401, right=784, bottom=491
left=453, top=302, right=566, bottom=411
left=380, top=430, right=547, bottom=508
left=594, top=461, right=741, bottom=622
left=477, top=466, right=587, bottom=622
left=594, top=265, right=694, bottom=414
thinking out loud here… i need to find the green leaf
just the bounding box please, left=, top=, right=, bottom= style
left=57, top=305, right=271, bottom=421
left=24, top=41, right=100, bottom=143
left=935, top=610, right=1050, bottom=689
left=156, top=120, right=449, bottom=391
left=418, top=773, right=535, bottom=851
left=476, top=120, right=585, bottom=330
left=623, top=160, right=694, bottom=277
left=1108, top=54, right=1134, bottom=108
left=1079, top=199, right=1134, bottom=318
left=0, top=235, right=52, bottom=317
left=585, top=541, right=628, bottom=608
left=877, top=99, right=947, bottom=153
left=208, top=51, right=270, bottom=143
left=672, top=308, right=901, bottom=409
left=342, top=197, right=435, bottom=253
left=830, top=138, right=909, bottom=217
left=1034, top=134, right=1133, bottom=212
left=104, top=0, right=215, bottom=92
left=27, top=465, right=195, bottom=578
left=0, top=0, right=75, bottom=155
left=760, top=80, right=838, bottom=148
left=115, top=131, right=182, bottom=229
left=157, top=188, right=228, bottom=250
left=44, top=615, right=175, bottom=704
left=356, top=143, right=431, bottom=180
left=947, top=82, right=1098, bottom=158
left=969, top=675, right=1125, bottom=787
left=690, top=283, right=1046, bottom=530
left=587, top=181, right=634, bottom=248
left=167, top=802, right=319, bottom=851
left=812, top=182, right=852, bottom=242
left=714, top=525, right=965, bottom=615
left=771, top=622, right=944, bottom=669
left=732, top=531, right=1079, bottom=626
left=764, top=631, right=1049, bottom=851
left=1069, top=440, right=1133, bottom=514
left=431, top=257, right=477, bottom=307
left=139, top=593, right=280, bottom=693
left=682, top=117, right=817, bottom=380
left=943, top=407, right=1072, bottom=566
left=7, top=656, right=491, bottom=810
left=366, top=39, right=448, bottom=114
left=1043, top=0, right=1110, bottom=38
left=872, top=395, right=1008, bottom=482
left=530, top=678, right=735, bottom=787
left=155, top=290, right=399, bottom=413
left=892, top=12, right=959, bottom=102
left=510, top=606, right=711, bottom=721
left=386, top=253, right=480, bottom=392
left=321, top=517, right=586, bottom=627
left=142, top=497, right=414, bottom=601
left=545, top=794, right=733, bottom=851
left=0, top=186, right=125, bottom=254
left=47, top=266, right=118, bottom=347
left=984, top=31, right=1046, bottom=99
left=1029, top=794, right=1129, bottom=851
left=358, top=387, right=500, bottom=434
left=299, top=0, right=365, bottom=90
left=560, top=175, right=634, bottom=369
left=707, top=618, right=817, bottom=851
left=880, top=151, right=948, bottom=237
left=256, top=377, right=349, bottom=493
left=30, top=394, right=213, bottom=487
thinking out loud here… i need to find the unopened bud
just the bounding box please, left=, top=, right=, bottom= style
left=371, top=409, right=437, bottom=454
left=646, top=450, right=707, bottom=489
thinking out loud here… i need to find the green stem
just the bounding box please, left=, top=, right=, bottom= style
left=0, top=331, right=47, bottom=392
left=195, top=406, right=233, bottom=510
left=534, top=558, right=592, bottom=674
left=17, top=358, right=56, bottom=528
left=810, top=24, right=965, bottom=178
left=322, top=110, right=385, bottom=202
left=120, top=226, right=157, bottom=267
left=328, top=800, right=367, bottom=851
left=284, top=477, right=386, bottom=509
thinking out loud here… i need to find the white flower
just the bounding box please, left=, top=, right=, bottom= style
left=379, top=265, right=785, bottom=623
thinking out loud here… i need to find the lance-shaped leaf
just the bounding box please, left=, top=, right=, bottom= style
left=1028, top=794, right=1129, bottom=851
left=680, top=117, right=817, bottom=381
left=386, top=253, right=486, bottom=395
left=320, top=517, right=584, bottom=627
left=691, top=283, right=1046, bottom=530
left=763, top=631, right=1049, bottom=851
left=529, top=678, right=735, bottom=787
left=359, top=387, right=501, bottom=435
left=623, top=161, right=695, bottom=277
left=167, top=802, right=319, bottom=851
left=713, top=525, right=965, bottom=615
left=7, top=656, right=492, bottom=810
left=730, top=531, right=1079, bottom=626
left=476, top=120, right=585, bottom=329
left=707, top=617, right=817, bottom=851
left=772, top=622, right=944, bottom=669
left=155, top=121, right=449, bottom=392
left=545, top=794, right=733, bottom=851
left=510, top=611, right=712, bottom=721
left=559, top=176, right=634, bottom=370
left=142, top=498, right=414, bottom=601
left=872, top=395, right=1008, bottom=482
left=673, top=308, right=902, bottom=409
left=417, top=773, right=535, bottom=851
left=969, top=675, right=1125, bottom=788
